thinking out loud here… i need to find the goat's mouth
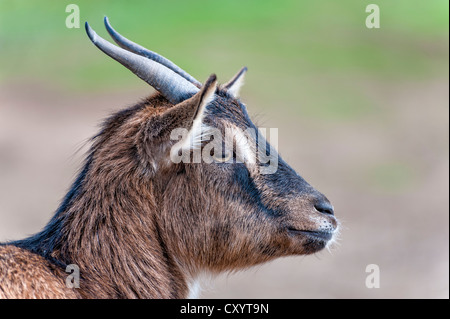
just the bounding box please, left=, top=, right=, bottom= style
left=287, top=228, right=333, bottom=241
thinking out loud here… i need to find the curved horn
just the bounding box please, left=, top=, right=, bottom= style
left=104, top=17, right=201, bottom=88
left=85, top=22, right=199, bottom=104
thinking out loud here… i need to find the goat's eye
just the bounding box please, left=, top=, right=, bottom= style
left=212, top=149, right=233, bottom=163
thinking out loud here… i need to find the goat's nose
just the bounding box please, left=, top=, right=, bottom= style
left=314, top=198, right=334, bottom=216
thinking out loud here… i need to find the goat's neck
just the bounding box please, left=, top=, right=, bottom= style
left=73, top=169, right=189, bottom=298
left=19, top=157, right=189, bottom=298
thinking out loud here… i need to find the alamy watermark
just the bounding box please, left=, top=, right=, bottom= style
left=365, top=264, right=380, bottom=288
left=169, top=126, right=279, bottom=174
left=366, top=4, right=380, bottom=29
left=65, top=4, right=80, bottom=29
left=65, top=264, right=80, bottom=288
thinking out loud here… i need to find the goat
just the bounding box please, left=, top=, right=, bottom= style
left=0, top=17, right=338, bottom=299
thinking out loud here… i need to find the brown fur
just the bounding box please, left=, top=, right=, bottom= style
left=0, top=79, right=337, bottom=298
left=0, top=246, right=78, bottom=298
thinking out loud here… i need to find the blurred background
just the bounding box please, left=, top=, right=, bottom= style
left=0, top=0, right=448, bottom=298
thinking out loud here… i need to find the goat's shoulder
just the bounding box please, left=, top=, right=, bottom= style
left=0, top=245, right=78, bottom=299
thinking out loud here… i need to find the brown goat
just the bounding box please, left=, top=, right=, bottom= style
left=0, top=18, right=338, bottom=299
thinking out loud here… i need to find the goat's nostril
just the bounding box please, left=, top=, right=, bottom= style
left=314, top=200, right=334, bottom=216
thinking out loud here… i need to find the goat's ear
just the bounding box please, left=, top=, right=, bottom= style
left=143, top=75, right=217, bottom=173
left=147, top=74, right=217, bottom=140
left=223, top=66, right=247, bottom=98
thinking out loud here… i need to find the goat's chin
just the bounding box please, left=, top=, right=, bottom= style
left=287, top=232, right=335, bottom=255
left=300, top=239, right=329, bottom=255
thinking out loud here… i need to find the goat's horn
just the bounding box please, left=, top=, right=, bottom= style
left=85, top=22, right=199, bottom=104
left=103, top=17, right=201, bottom=88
